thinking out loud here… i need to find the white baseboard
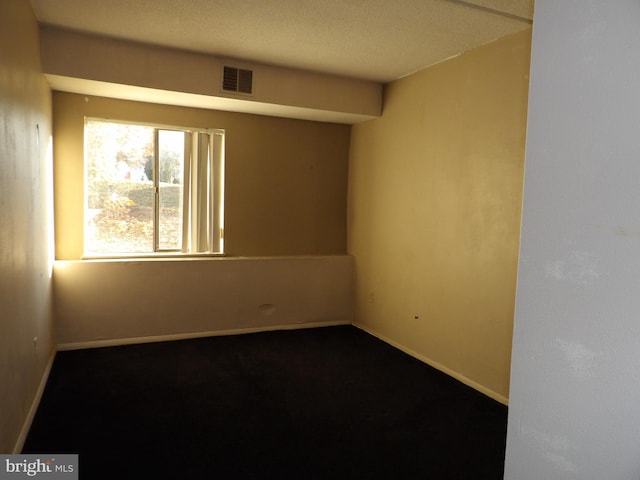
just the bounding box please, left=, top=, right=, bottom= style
left=352, top=322, right=509, bottom=406
left=56, top=320, right=351, bottom=351
left=13, top=349, right=57, bottom=454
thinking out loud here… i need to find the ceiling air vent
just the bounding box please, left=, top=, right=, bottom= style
left=222, top=66, right=253, bottom=95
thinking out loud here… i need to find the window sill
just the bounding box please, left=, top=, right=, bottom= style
left=81, top=253, right=226, bottom=261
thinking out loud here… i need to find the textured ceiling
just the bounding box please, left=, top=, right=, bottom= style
left=30, top=0, right=533, bottom=83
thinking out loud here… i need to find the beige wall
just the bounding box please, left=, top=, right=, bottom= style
left=53, top=92, right=351, bottom=259
left=55, top=256, right=353, bottom=346
left=0, top=1, right=54, bottom=453
left=348, top=29, right=531, bottom=403
left=52, top=93, right=353, bottom=347
left=40, top=26, right=381, bottom=123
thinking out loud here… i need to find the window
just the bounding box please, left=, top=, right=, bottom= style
left=84, top=119, right=224, bottom=256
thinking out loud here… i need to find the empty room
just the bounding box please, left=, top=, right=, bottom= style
left=3, top=1, right=640, bottom=479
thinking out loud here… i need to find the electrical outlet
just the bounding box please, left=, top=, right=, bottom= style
left=33, top=336, right=38, bottom=357
left=368, top=291, right=375, bottom=303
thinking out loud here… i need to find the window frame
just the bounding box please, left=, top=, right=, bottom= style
left=83, top=117, right=225, bottom=259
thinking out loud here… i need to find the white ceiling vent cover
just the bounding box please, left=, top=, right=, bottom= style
left=222, top=66, right=253, bottom=95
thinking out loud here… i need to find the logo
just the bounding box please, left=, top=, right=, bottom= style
left=0, top=455, right=78, bottom=479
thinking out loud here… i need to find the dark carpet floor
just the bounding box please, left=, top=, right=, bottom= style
left=23, top=325, right=507, bottom=479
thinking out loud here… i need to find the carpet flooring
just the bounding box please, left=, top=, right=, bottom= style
left=23, top=325, right=508, bottom=479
